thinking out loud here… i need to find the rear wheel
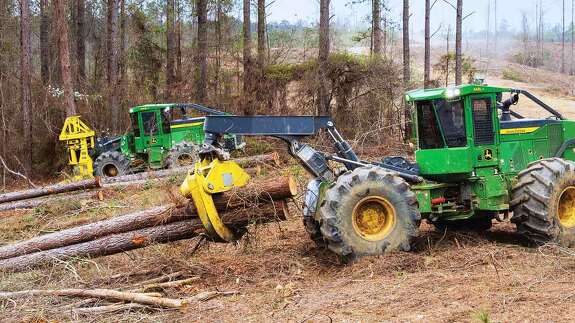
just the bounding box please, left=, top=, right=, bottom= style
left=166, top=142, right=198, bottom=168
left=511, top=158, right=575, bottom=247
left=93, top=151, right=131, bottom=177
left=317, top=166, right=420, bottom=258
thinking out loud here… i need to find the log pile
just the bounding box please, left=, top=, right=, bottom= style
left=0, top=175, right=296, bottom=272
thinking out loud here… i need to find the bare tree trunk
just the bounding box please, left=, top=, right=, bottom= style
left=455, top=0, right=463, bottom=85
left=572, top=0, right=574, bottom=75
left=402, top=0, right=410, bottom=87
left=195, top=0, right=208, bottom=102
left=486, top=0, right=491, bottom=61
left=40, top=0, right=51, bottom=85
left=402, top=0, right=411, bottom=137
left=107, top=0, right=119, bottom=131
left=424, top=0, right=431, bottom=87
left=318, top=0, right=331, bottom=116
left=215, top=0, right=222, bottom=101
left=76, top=0, right=86, bottom=85
left=372, top=0, right=382, bottom=56
left=243, top=0, right=255, bottom=115
left=257, top=0, right=266, bottom=71
left=54, top=0, right=78, bottom=116
left=494, top=0, right=498, bottom=56
left=445, top=25, right=451, bottom=86
left=176, top=0, right=182, bottom=83
left=20, top=0, right=33, bottom=174
left=166, top=0, right=176, bottom=99
left=562, top=0, right=566, bottom=73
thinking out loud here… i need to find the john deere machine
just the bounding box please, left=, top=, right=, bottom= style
left=60, top=103, right=244, bottom=178
left=180, top=84, right=575, bottom=259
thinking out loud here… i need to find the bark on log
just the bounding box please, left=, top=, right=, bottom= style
left=0, top=191, right=102, bottom=212
left=0, top=205, right=178, bottom=260
left=0, top=288, right=186, bottom=308
left=234, top=152, right=280, bottom=168
left=101, top=153, right=279, bottom=185
left=212, top=176, right=297, bottom=211
left=0, top=201, right=289, bottom=272
left=102, top=167, right=261, bottom=188
left=0, top=178, right=101, bottom=204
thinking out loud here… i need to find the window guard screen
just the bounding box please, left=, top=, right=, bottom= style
left=472, top=98, right=494, bottom=145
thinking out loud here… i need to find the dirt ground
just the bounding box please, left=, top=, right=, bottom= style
left=2, top=64, right=575, bottom=322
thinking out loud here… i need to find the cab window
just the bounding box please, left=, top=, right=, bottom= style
left=141, top=112, right=158, bottom=136
left=130, top=113, right=140, bottom=137
left=435, top=99, right=467, bottom=147
left=161, top=108, right=171, bottom=134
left=416, top=101, right=443, bottom=149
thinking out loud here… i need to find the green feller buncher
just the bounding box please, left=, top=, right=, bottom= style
left=60, top=104, right=244, bottom=179
left=179, top=84, right=575, bottom=259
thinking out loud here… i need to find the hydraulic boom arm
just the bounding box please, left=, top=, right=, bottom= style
left=200, top=116, right=359, bottom=181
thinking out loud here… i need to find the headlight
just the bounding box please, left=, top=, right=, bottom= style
left=445, top=88, right=461, bottom=98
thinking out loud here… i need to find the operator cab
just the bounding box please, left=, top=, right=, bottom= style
left=407, top=84, right=567, bottom=181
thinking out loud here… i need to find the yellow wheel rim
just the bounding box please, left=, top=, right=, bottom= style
left=558, top=186, right=575, bottom=228
left=352, top=196, right=396, bottom=241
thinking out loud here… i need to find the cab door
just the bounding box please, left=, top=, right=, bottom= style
left=468, top=94, right=499, bottom=168
left=140, top=110, right=165, bottom=168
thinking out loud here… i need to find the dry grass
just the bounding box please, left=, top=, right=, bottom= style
left=2, top=168, right=575, bottom=322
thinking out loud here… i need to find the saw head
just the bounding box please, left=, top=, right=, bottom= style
left=180, top=158, right=250, bottom=242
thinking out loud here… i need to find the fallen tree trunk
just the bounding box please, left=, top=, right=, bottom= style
left=212, top=175, right=297, bottom=210
left=0, top=201, right=289, bottom=272
left=0, top=191, right=103, bottom=213
left=102, top=167, right=262, bottom=189
left=234, top=152, right=280, bottom=168
left=101, top=153, right=279, bottom=185
left=0, top=178, right=101, bottom=204
left=0, top=205, right=177, bottom=260
left=0, top=288, right=186, bottom=308
left=0, top=175, right=295, bottom=260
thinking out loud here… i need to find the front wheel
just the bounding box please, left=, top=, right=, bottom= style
left=93, top=151, right=131, bottom=177
left=511, top=158, right=575, bottom=247
left=166, top=142, right=198, bottom=168
left=317, top=166, right=420, bottom=259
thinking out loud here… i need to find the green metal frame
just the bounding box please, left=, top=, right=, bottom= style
left=405, top=84, right=575, bottom=222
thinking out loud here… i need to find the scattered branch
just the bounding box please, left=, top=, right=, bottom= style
left=0, top=155, right=36, bottom=188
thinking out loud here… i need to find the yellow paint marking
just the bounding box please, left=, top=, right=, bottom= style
left=500, top=127, right=539, bottom=135
left=171, top=122, right=204, bottom=129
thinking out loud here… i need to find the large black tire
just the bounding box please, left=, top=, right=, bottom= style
left=93, top=151, right=131, bottom=177
left=166, top=142, right=198, bottom=168
left=317, top=166, right=420, bottom=258
left=511, top=158, right=575, bottom=247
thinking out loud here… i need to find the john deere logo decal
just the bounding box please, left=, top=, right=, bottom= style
left=151, top=137, right=157, bottom=144
left=484, top=149, right=493, bottom=160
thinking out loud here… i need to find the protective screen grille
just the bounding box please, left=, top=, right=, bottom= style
left=472, top=98, right=494, bottom=145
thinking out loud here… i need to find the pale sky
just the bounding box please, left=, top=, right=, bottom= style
left=267, top=0, right=571, bottom=34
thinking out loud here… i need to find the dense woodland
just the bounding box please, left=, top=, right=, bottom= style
left=0, top=0, right=574, bottom=183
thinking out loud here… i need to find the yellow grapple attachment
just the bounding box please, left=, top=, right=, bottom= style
left=180, top=159, right=250, bottom=242
left=59, top=116, right=96, bottom=180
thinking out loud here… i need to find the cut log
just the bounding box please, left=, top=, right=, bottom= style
left=0, top=201, right=289, bottom=272
left=234, top=152, right=281, bottom=168
left=102, top=167, right=261, bottom=189
left=0, top=190, right=102, bottom=213
left=0, top=178, right=101, bottom=204
left=0, top=176, right=296, bottom=260
left=212, top=175, right=297, bottom=211
left=101, top=153, right=279, bottom=185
